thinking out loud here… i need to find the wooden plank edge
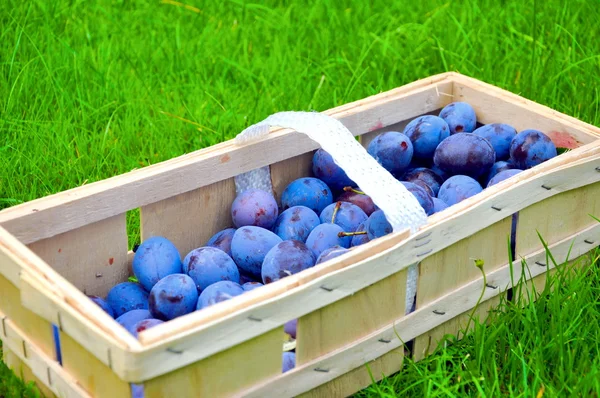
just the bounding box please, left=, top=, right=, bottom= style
left=236, top=221, right=600, bottom=398
left=119, top=145, right=600, bottom=382
left=0, top=312, right=91, bottom=398
left=0, top=76, right=455, bottom=244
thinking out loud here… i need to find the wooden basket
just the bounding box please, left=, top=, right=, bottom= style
left=1, top=72, right=600, bottom=398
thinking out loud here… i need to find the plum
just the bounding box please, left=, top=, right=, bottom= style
left=438, top=175, right=483, bottom=206
left=335, top=189, right=377, bottom=216
left=132, top=236, right=183, bottom=292
left=242, top=281, right=263, bottom=291
left=401, top=181, right=434, bottom=216
left=509, top=129, right=557, bottom=169
left=432, top=197, right=449, bottom=214
left=196, top=281, right=245, bottom=310
left=282, top=352, right=296, bottom=373
left=305, top=223, right=349, bottom=258
left=315, top=245, right=350, bottom=264
left=88, top=296, right=114, bottom=318
left=365, top=209, right=393, bottom=240
left=231, top=188, right=279, bottom=229
left=116, top=309, right=153, bottom=335
left=281, top=177, right=333, bottom=214
left=148, top=274, right=198, bottom=321
left=261, top=240, right=316, bottom=284
left=206, top=228, right=236, bottom=257
left=231, top=226, right=282, bottom=279
left=320, top=202, right=368, bottom=246
left=239, top=273, right=259, bottom=284
left=367, top=131, right=414, bottom=175
left=487, top=169, right=523, bottom=187
left=473, top=123, right=517, bottom=160
left=272, top=206, right=320, bottom=243
left=439, top=102, right=477, bottom=134
left=433, top=133, right=496, bottom=178
left=131, top=319, right=164, bottom=338
left=402, top=168, right=443, bottom=197
left=351, top=222, right=370, bottom=247
left=484, top=160, right=516, bottom=186
left=430, top=164, right=450, bottom=182
left=131, top=384, right=144, bottom=398
left=403, top=115, right=450, bottom=160
left=183, top=247, right=240, bottom=293
left=312, top=149, right=355, bottom=191
left=106, top=282, right=149, bottom=318
left=284, top=319, right=297, bottom=339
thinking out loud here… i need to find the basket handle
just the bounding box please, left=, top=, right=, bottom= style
left=234, top=111, right=428, bottom=234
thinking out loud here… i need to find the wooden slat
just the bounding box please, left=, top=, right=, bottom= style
left=58, top=332, right=131, bottom=398
left=28, top=214, right=129, bottom=297
left=130, top=144, right=600, bottom=382
left=143, top=327, right=282, bottom=398
left=238, top=219, right=600, bottom=397
left=3, top=346, right=57, bottom=398
left=0, top=74, right=455, bottom=245
left=269, top=151, right=316, bottom=205
left=413, top=217, right=512, bottom=361
left=296, top=269, right=407, bottom=398
left=140, top=178, right=236, bottom=258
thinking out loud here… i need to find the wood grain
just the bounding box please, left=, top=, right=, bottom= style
left=28, top=214, right=129, bottom=298
left=143, top=327, right=282, bottom=398
left=140, top=178, right=237, bottom=259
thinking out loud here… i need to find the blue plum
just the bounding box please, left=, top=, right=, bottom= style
left=473, top=123, right=517, bottom=160
left=183, top=247, right=240, bottom=292
left=242, top=281, right=263, bottom=291
left=320, top=202, right=368, bottom=246
left=351, top=222, right=370, bottom=247
left=312, top=149, right=355, bottom=191
left=509, top=129, right=557, bottom=169
left=367, top=131, right=414, bottom=175
left=430, top=164, right=450, bottom=182
left=148, top=274, right=198, bottom=321
left=131, top=319, right=164, bottom=338
left=433, top=133, right=496, bottom=178
left=305, top=223, right=349, bottom=258
left=335, top=189, right=377, bottom=216
left=106, top=282, right=149, bottom=318
left=282, top=352, right=296, bottom=373
left=281, top=177, right=333, bottom=214
left=484, top=160, right=516, bottom=186
left=196, top=281, right=245, bottom=310
left=116, top=310, right=153, bottom=335
left=438, top=175, right=483, bottom=206
left=365, top=210, right=393, bottom=240
left=432, top=197, right=450, bottom=214
left=206, top=228, right=236, bottom=258
left=132, top=236, right=183, bottom=292
left=402, top=168, right=443, bottom=197
left=439, top=102, right=477, bottom=134
left=88, top=296, right=114, bottom=318
left=231, top=188, right=279, bottom=229
left=401, top=181, right=434, bottom=216
left=284, top=319, right=297, bottom=339
left=131, top=384, right=144, bottom=398
left=315, top=245, right=350, bottom=264
left=403, top=115, right=450, bottom=160
left=272, top=206, right=320, bottom=243
left=262, top=240, right=316, bottom=284
left=487, top=169, right=523, bottom=187
left=239, top=273, right=260, bottom=285
left=231, top=226, right=283, bottom=279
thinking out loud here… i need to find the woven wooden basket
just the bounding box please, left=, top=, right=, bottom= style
left=1, top=72, right=600, bottom=398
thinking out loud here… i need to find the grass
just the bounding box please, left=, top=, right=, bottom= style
left=1, top=0, right=600, bottom=396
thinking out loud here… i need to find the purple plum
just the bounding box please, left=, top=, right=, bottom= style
left=312, top=149, right=355, bottom=191
left=320, top=202, right=368, bottom=246
left=509, top=129, right=557, bottom=169
left=433, top=133, right=496, bottom=178
left=281, top=177, right=333, bottom=214
left=403, top=115, right=450, bottom=160
left=116, top=309, right=153, bottom=335
left=231, top=226, right=283, bottom=279
left=305, top=223, right=349, bottom=258
left=316, top=245, right=350, bottom=264
left=131, top=319, right=164, bottom=338
left=272, top=206, right=320, bottom=243
left=231, top=188, right=279, bottom=229
left=432, top=197, right=450, bottom=214
left=401, top=181, right=434, bottom=215
left=148, top=274, right=198, bottom=321
left=132, top=236, right=183, bottom=292
left=484, top=160, right=516, bottom=186
left=242, top=282, right=263, bottom=292
left=367, top=131, right=414, bottom=175
left=88, top=296, right=114, bottom=318
left=196, top=281, right=245, bottom=310
left=439, top=102, right=477, bottom=134
left=487, top=169, right=523, bottom=187
left=351, top=222, right=370, bottom=247
left=438, top=175, right=483, bottom=206
left=183, top=247, right=240, bottom=292
left=262, top=240, right=316, bottom=284
left=106, top=282, right=149, bottom=318
left=473, top=123, right=517, bottom=160
left=282, top=352, right=296, bottom=373
left=206, top=228, right=236, bottom=257
left=402, top=168, right=444, bottom=197
left=365, top=209, right=393, bottom=240
left=335, top=190, right=377, bottom=216
left=284, top=319, right=297, bottom=339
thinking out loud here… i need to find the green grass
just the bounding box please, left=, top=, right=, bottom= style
left=1, top=0, right=600, bottom=396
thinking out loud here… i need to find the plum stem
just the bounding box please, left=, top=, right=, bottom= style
left=331, top=201, right=342, bottom=223
left=338, top=231, right=367, bottom=237
left=343, top=186, right=366, bottom=195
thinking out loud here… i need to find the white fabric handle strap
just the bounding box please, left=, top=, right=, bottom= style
left=234, top=111, right=428, bottom=234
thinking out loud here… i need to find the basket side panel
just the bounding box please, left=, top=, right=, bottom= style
left=295, top=269, right=407, bottom=397
left=59, top=332, right=131, bottom=398
left=413, top=217, right=512, bottom=361
left=27, top=214, right=129, bottom=298
left=270, top=152, right=315, bottom=205
left=143, top=327, right=282, bottom=398
left=140, top=178, right=236, bottom=259
left=3, top=346, right=57, bottom=398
